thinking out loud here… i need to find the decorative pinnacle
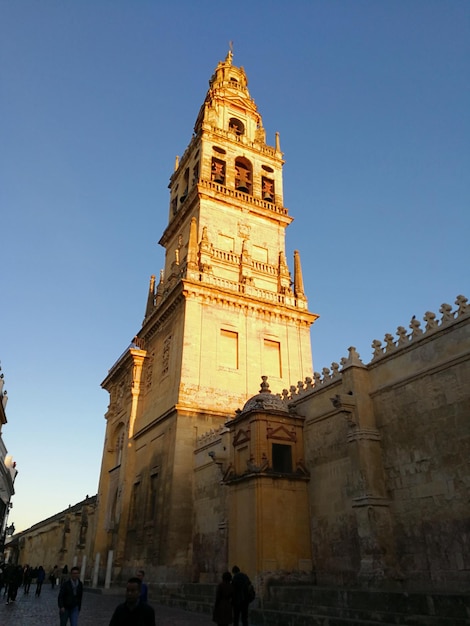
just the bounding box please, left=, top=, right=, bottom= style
left=259, top=376, right=271, bottom=394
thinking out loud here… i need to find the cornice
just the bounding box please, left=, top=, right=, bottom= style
left=181, top=279, right=317, bottom=326
left=140, top=286, right=185, bottom=344
left=201, top=125, right=283, bottom=163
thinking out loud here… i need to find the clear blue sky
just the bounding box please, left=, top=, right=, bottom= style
left=1, top=1, right=469, bottom=532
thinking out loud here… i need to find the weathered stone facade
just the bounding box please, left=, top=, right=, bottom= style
left=11, top=496, right=97, bottom=579
left=295, top=296, right=470, bottom=591
left=11, top=54, right=470, bottom=598
left=92, top=50, right=316, bottom=586
left=0, top=363, right=17, bottom=555
left=192, top=295, right=470, bottom=593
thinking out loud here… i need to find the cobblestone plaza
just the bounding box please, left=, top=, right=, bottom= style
left=0, top=585, right=210, bottom=626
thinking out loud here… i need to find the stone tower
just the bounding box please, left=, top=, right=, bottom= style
left=93, top=51, right=317, bottom=583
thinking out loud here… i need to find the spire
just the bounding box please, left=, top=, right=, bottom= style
left=187, top=216, right=198, bottom=270
left=155, top=270, right=164, bottom=308
left=144, top=274, right=156, bottom=321
left=278, top=251, right=292, bottom=295
left=275, top=132, right=281, bottom=152
left=293, top=250, right=305, bottom=298
left=225, top=41, right=233, bottom=65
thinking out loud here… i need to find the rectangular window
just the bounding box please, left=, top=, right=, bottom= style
left=218, top=234, right=234, bottom=252
left=264, top=339, right=281, bottom=378
left=147, top=473, right=159, bottom=521
left=272, top=444, right=292, bottom=473
left=252, top=245, right=268, bottom=263
left=129, top=481, right=141, bottom=525
left=236, top=445, right=249, bottom=475
left=219, top=329, right=238, bottom=369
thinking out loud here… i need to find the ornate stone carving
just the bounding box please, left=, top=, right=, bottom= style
left=409, top=316, right=423, bottom=338
left=396, top=326, right=408, bottom=346
left=162, top=336, right=171, bottom=375
left=424, top=310, right=439, bottom=331
left=439, top=302, right=454, bottom=324
left=371, top=339, right=383, bottom=360
left=455, top=294, right=469, bottom=317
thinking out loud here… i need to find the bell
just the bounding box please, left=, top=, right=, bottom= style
left=237, top=185, right=249, bottom=193
left=214, top=175, right=224, bottom=184
left=263, top=192, right=273, bottom=202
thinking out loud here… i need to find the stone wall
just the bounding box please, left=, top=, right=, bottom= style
left=289, top=295, right=470, bottom=592
left=11, top=496, right=97, bottom=581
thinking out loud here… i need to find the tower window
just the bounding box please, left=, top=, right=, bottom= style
left=218, top=234, right=234, bottom=252
left=219, top=329, right=238, bottom=369
left=162, top=335, right=171, bottom=375
left=229, top=117, right=244, bottom=136
left=129, top=481, right=141, bottom=526
left=147, top=472, right=159, bottom=521
left=252, top=245, right=268, bottom=263
left=262, top=177, right=275, bottom=203
left=180, top=168, right=189, bottom=203
left=235, top=158, right=252, bottom=194
left=263, top=338, right=281, bottom=378
left=211, top=157, right=226, bottom=184
left=192, top=161, right=200, bottom=185
left=272, top=443, right=292, bottom=473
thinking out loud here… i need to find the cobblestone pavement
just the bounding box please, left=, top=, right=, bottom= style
left=0, top=585, right=212, bottom=626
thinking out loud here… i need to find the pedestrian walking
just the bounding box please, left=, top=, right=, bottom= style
left=212, top=571, right=233, bottom=625
left=35, top=565, right=46, bottom=596
left=231, top=565, right=254, bottom=626
left=23, top=565, right=33, bottom=594
left=109, top=576, right=155, bottom=626
left=50, top=565, right=60, bottom=589
left=136, top=570, right=148, bottom=603
left=5, top=565, right=22, bottom=604
left=58, top=565, right=83, bottom=626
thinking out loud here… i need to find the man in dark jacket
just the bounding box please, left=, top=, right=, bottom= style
left=58, top=566, right=83, bottom=626
left=231, top=565, right=251, bottom=626
left=109, top=577, right=155, bottom=626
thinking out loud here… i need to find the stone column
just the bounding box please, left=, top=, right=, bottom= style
left=80, top=556, right=86, bottom=583
left=105, top=550, right=113, bottom=589
left=92, top=553, right=100, bottom=588
left=339, top=348, right=400, bottom=584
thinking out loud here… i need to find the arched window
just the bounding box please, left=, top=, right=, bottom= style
left=115, top=430, right=124, bottom=466
left=180, top=168, right=189, bottom=204
left=235, top=157, right=252, bottom=194
left=262, top=176, right=275, bottom=202
left=211, top=157, right=226, bottom=184
left=229, top=118, right=245, bottom=136
left=192, top=161, right=200, bottom=186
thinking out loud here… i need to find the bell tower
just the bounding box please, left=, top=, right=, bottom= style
left=144, top=49, right=317, bottom=417
left=94, top=50, right=318, bottom=583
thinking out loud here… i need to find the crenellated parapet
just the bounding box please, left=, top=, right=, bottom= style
left=195, top=424, right=230, bottom=448
left=277, top=294, right=469, bottom=402
left=371, top=294, right=469, bottom=361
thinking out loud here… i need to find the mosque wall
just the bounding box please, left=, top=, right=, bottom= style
left=289, top=295, right=470, bottom=591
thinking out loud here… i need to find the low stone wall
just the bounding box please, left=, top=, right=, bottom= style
left=149, top=583, right=470, bottom=625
